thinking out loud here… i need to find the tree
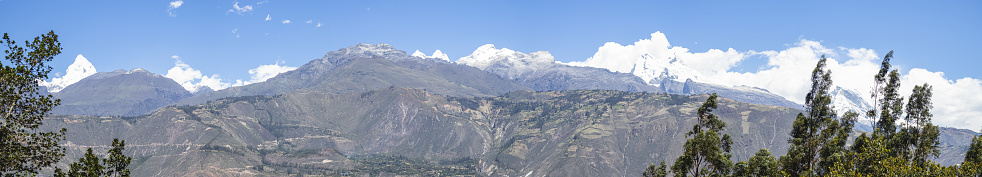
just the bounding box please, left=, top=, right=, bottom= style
left=55, top=138, right=131, bottom=177
left=0, top=31, right=66, bottom=176
left=643, top=160, right=667, bottom=177
left=868, top=51, right=903, bottom=136
left=895, top=84, right=940, bottom=166
left=963, top=129, right=982, bottom=176
left=671, top=93, right=732, bottom=176
left=779, top=55, right=852, bottom=176
left=859, top=51, right=941, bottom=170
left=733, top=149, right=780, bottom=177
left=817, top=111, right=858, bottom=172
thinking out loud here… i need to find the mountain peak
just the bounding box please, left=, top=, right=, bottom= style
left=412, top=49, right=450, bottom=61
left=457, top=44, right=555, bottom=70
left=352, top=43, right=396, bottom=52
left=635, top=54, right=704, bottom=84
left=320, top=43, right=420, bottom=64
left=476, top=44, right=497, bottom=51
left=334, top=43, right=402, bottom=57
left=41, top=54, right=98, bottom=92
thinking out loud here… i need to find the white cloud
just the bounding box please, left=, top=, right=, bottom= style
left=568, top=32, right=746, bottom=84
left=306, top=20, right=312, bottom=24
left=41, top=54, right=98, bottom=92
left=265, top=14, right=271, bottom=21
left=167, top=0, right=183, bottom=17
left=165, top=57, right=234, bottom=92
left=164, top=56, right=298, bottom=92
left=234, top=60, right=298, bottom=85
left=227, top=1, right=253, bottom=15
left=901, top=69, right=982, bottom=131
left=566, top=32, right=982, bottom=131
left=281, top=20, right=291, bottom=24
left=316, top=22, right=323, bottom=28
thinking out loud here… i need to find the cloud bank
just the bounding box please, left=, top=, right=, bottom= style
left=164, top=56, right=297, bottom=93
left=165, top=56, right=230, bottom=92
left=234, top=60, right=298, bottom=86
left=567, top=32, right=982, bottom=130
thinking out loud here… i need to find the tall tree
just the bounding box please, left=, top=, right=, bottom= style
left=895, top=84, right=940, bottom=166
left=869, top=51, right=903, bottom=136
left=780, top=55, right=847, bottom=176
left=671, top=93, right=733, bottom=176
left=0, top=31, right=66, bottom=176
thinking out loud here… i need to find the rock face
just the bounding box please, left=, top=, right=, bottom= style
left=51, top=69, right=192, bottom=116
left=177, top=43, right=529, bottom=105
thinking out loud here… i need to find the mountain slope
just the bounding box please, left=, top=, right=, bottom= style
left=43, top=87, right=976, bottom=176
left=45, top=88, right=799, bottom=176
left=657, top=78, right=802, bottom=109
left=177, top=43, right=528, bottom=105
left=51, top=69, right=192, bottom=116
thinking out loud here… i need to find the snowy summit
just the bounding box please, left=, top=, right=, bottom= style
left=41, top=54, right=97, bottom=92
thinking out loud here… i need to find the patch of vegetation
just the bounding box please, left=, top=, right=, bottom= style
left=449, top=97, right=480, bottom=110
left=116, top=115, right=148, bottom=124
left=348, top=155, right=479, bottom=176
left=199, top=145, right=248, bottom=156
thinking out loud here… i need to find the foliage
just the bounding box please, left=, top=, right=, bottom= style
left=894, top=83, right=940, bottom=166
left=733, top=149, right=780, bottom=177
left=350, top=155, right=478, bottom=176
left=671, top=93, right=733, bottom=177
left=644, top=51, right=972, bottom=177
left=0, top=31, right=66, bottom=176
left=963, top=130, right=982, bottom=176
left=643, top=160, right=667, bottom=177
left=54, top=138, right=131, bottom=177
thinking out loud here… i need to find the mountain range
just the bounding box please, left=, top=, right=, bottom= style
left=39, top=43, right=977, bottom=176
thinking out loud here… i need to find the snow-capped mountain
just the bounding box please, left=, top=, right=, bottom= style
left=455, top=44, right=658, bottom=92
left=411, top=50, right=450, bottom=62
left=456, top=44, right=555, bottom=79
left=41, top=54, right=97, bottom=92
left=829, top=86, right=877, bottom=131
left=632, top=54, right=704, bottom=84
left=830, top=86, right=873, bottom=115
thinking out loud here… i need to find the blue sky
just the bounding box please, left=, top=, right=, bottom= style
left=3, top=1, right=982, bottom=129
left=2, top=0, right=980, bottom=80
